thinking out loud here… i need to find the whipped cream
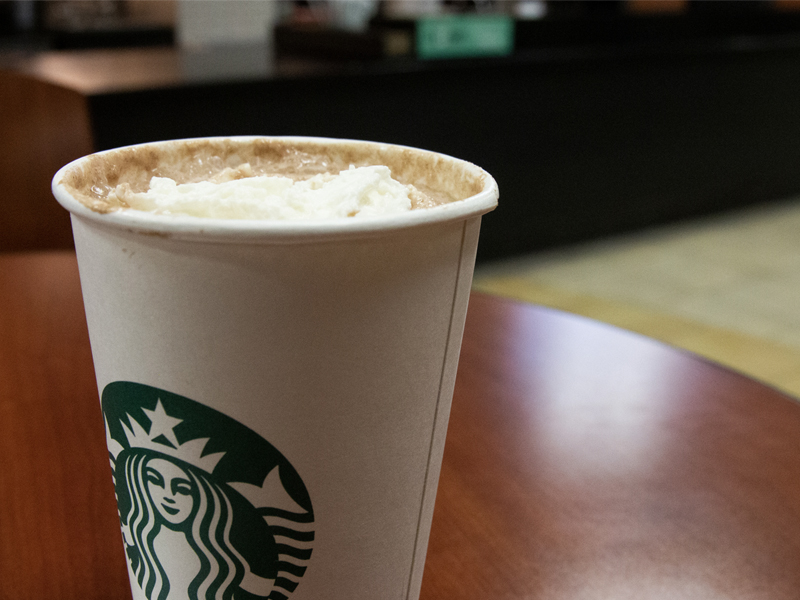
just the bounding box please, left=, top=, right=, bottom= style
left=112, top=165, right=415, bottom=220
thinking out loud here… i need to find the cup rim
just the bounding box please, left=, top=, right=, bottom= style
left=52, top=136, right=499, bottom=244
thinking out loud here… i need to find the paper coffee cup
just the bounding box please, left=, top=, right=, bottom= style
left=52, top=136, right=498, bottom=600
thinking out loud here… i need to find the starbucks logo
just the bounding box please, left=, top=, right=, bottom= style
left=102, top=382, right=314, bottom=600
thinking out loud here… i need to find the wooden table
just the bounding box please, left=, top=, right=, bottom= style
left=3, top=250, right=800, bottom=599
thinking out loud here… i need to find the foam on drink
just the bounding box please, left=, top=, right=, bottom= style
left=113, top=165, right=418, bottom=220
left=58, top=138, right=487, bottom=219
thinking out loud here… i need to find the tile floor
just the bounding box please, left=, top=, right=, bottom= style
left=473, top=197, right=800, bottom=399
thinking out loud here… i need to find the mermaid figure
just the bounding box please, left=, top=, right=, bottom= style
left=104, top=394, right=313, bottom=600
left=116, top=449, right=257, bottom=600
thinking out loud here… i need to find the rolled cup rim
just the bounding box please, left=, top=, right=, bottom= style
left=52, top=136, right=499, bottom=244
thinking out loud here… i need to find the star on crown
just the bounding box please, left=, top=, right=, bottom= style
left=108, top=399, right=225, bottom=473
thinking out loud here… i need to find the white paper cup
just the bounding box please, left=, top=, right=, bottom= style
left=52, top=136, right=498, bottom=600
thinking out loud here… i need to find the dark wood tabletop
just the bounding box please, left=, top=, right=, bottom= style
left=2, top=250, right=800, bottom=599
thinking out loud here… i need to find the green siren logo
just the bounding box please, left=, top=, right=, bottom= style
left=102, top=382, right=314, bottom=600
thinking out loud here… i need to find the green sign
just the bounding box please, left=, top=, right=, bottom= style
left=416, top=15, right=515, bottom=59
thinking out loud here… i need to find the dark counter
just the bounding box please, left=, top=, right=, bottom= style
left=4, top=35, right=800, bottom=258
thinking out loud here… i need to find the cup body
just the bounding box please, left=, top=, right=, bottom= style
left=52, top=137, right=497, bottom=600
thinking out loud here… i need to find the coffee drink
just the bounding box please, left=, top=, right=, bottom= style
left=57, top=138, right=488, bottom=218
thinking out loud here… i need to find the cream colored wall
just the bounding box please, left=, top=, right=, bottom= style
left=175, top=0, right=280, bottom=48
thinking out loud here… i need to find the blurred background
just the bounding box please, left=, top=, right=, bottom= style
left=5, top=0, right=800, bottom=395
